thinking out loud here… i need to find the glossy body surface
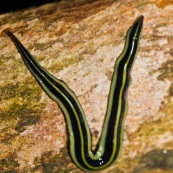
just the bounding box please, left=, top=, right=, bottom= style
left=7, top=15, right=143, bottom=172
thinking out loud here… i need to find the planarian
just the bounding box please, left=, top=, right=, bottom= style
left=7, top=15, right=143, bottom=172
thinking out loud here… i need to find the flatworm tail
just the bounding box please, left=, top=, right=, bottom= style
left=7, top=15, right=143, bottom=172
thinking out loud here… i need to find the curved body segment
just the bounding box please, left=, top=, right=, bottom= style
left=7, top=15, right=143, bottom=171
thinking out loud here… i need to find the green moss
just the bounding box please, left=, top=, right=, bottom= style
left=49, top=54, right=84, bottom=73
left=15, top=115, right=40, bottom=133
left=116, top=150, right=173, bottom=173
left=32, top=149, right=73, bottom=173
left=156, top=60, right=173, bottom=81
left=1, top=77, right=45, bottom=134
left=0, top=83, right=19, bottom=101
left=47, top=42, right=97, bottom=73
left=142, top=150, right=173, bottom=169
left=154, top=60, right=173, bottom=97
left=34, top=43, right=52, bottom=51
left=83, top=42, right=97, bottom=55
left=153, top=59, right=173, bottom=123
left=169, top=85, right=173, bottom=96
left=0, top=152, right=19, bottom=172
left=108, top=149, right=173, bottom=173
left=0, top=55, right=8, bottom=65
left=0, top=132, right=18, bottom=145
left=137, top=150, right=173, bottom=172
left=1, top=93, right=43, bottom=121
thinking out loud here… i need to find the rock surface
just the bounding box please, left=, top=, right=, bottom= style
left=0, top=0, right=173, bottom=172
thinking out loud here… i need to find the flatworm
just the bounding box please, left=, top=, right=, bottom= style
left=7, top=15, right=143, bottom=171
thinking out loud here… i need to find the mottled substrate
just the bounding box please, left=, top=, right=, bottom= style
left=32, top=149, right=72, bottom=173
left=151, top=0, right=173, bottom=8
left=1, top=0, right=173, bottom=172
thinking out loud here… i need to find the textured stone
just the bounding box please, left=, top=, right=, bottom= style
left=0, top=0, right=173, bottom=172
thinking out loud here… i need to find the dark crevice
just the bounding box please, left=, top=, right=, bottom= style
left=0, top=0, right=61, bottom=14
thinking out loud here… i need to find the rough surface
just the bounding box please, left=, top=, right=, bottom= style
left=0, top=0, right=173, bottom=172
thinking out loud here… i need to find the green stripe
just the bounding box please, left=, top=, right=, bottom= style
left=7, top=15, right=143, bottom=172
